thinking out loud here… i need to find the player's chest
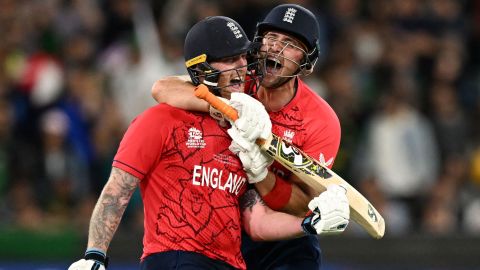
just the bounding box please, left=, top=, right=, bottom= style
left=165, top=117, right=244, bottom=170
left=269, top=109, right=306, bottom=146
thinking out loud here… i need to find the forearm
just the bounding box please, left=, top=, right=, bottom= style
left=254, top=172, right=310, bottom=216
left=251, top=210, right=304, bottom=241
left=151, top=76, right=209, bottom=112
left=241, top=189, right=304, bottom=241
left=87, top=167, right=139, bottom=252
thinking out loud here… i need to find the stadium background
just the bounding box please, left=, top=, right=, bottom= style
left=0, top=0, right=479, bottom=269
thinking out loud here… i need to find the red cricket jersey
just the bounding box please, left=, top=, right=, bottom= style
left=248, top=78, right=341, bottom=177
left=112, top=104, right=248, bottom=269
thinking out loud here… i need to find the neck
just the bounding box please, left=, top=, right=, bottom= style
left=257, top=78, right=297, bottom=112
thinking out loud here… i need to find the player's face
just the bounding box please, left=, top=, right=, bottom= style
left=210, top=53, right=248, bottom=99
left=258, top=31, right=307, bottom=88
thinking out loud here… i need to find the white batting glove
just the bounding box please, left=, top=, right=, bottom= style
left=237, top=144, right=273, bottom=183
left=227, top=93, right=272, bottom=151
left=302, top=185, right=350, bottom=235
left=68, top=259, right=106, bottom=270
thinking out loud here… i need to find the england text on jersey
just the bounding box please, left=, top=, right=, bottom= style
left=192, top=165, right=247, bottom=195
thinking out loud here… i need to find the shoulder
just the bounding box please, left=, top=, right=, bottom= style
left=132, top=104, right=185, bottom=124
left=124, top=104, right=190, bottom=136
left=296, top=79, right=340, bottom=126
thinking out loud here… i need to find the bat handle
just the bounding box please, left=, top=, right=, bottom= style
left=194, top=84, right=266, bottom=146
left=195, top=84, right=239, bottom=121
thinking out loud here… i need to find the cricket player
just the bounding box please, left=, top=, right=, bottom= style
left=69, top=16, right=348, bottom=270
left=151, top=4, right=342, bottom=269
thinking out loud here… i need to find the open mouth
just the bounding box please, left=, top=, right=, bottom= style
left=228, top=77, right=243, bottom=91
left=230, top=78, right=242, bottom=85
left=265, top=57, right=282, bottom=74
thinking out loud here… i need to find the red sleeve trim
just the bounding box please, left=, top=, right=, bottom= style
left=112, top=160, right=145, bottom=180
left=261, top=175, right=292, bottom=210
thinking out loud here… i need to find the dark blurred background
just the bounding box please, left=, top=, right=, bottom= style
left=0, top=0, right=479, bottom=269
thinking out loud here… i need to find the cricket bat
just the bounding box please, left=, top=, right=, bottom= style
left=195, top=84, right=385, bottom=239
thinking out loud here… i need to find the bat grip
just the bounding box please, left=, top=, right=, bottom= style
left=194, top=84, right=266, bottom=146
left=195, top=84, right=239, bottom=121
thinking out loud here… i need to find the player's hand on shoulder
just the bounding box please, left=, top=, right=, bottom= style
left=68, top=259, right=106, bottom=270
left=302, top=185, right=350, bottom=235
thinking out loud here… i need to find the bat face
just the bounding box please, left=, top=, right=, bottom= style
left=263, top=133, right=385, bottom=239
left=265, top=135, right=332, bottom=179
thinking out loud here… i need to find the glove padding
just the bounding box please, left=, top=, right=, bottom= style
left=227, top=93, right=272, bottom=152
left=234, top=144, right=273, bottom=183
left=302, top=185, right=350, bottom=235
left=68, top=259, right=105, bottom=270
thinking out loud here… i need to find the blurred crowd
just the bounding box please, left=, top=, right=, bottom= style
left=0, top=0, right=479, bottom=237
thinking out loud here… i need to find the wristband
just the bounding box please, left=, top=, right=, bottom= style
left=261, top=175, right=292, bottom=210
left=301, top=210, right=317, bottom=235
left=85, top=249, right=109, bottom=268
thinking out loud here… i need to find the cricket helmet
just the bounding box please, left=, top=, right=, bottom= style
left=255, top=4, right=320, bottom=71
left=184, top=16, right=250, bottom=69
left=184, top=16, right=260, bottom=94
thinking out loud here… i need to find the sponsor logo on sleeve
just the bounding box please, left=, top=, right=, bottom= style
left=283, top=130, right=295, bottom=143
left=318, top=153, right=333, bottom=167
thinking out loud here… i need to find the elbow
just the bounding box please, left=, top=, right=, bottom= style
left=151, top=78, right=170, bottom=103
left=243, top=211, right=270, bottom=241
left=245, top=225, right=267, bottom=241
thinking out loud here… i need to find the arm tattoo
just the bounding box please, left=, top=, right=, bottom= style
left=88, top=167, right=139, bottom=251
left=240, top=189, right=266, bottom=212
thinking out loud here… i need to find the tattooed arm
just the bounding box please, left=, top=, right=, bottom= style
left=87, top=167, right=140, bottom=252
left=240, top=189, right=305, bottom=241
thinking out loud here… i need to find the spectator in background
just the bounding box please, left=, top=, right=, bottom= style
left=358, top=78, right=440, bottom=235
left=0, top=98, right=14, bottom=224
left=39, top=109, right=90, bottom=223
left=100, top=0, right=182, bottom=126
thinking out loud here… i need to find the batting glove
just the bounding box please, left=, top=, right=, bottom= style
left=302, top=185, right=350, bottom=235
left=227, top=93, right=272, bottom=152
left=237, top=144, right=273, bottom=183
left=68, top=250, right=108, bottom=270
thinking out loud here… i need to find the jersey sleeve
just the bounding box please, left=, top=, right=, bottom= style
left=113, top=106, right=167, bottom=180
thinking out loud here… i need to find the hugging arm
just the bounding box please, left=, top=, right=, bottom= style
left=151, top=75, right=209, bottom=112
left=254, top=172, right=313, bottom=216
left=240, top=189, right=305, bottom=241
left=241, top=185, right=350, bottom=241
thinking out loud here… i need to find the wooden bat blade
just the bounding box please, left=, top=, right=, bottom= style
left=195, top=84, right=385, bottom=239
left=262, top=134, right=385, bottom=239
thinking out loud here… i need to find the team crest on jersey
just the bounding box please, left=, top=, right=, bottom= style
left=186, top=127, right=206, bottom=149
left=283, top=130, right=295, bottom=143
left=283, top=8, right=297, bottom=23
